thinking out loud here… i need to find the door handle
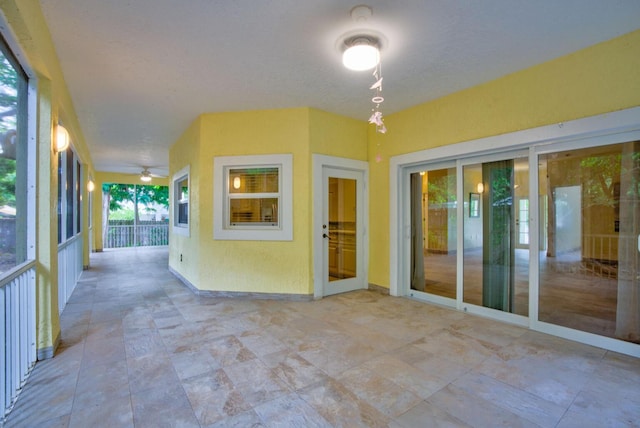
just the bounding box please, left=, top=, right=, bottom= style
left=323, top=233, right=331, bottom=240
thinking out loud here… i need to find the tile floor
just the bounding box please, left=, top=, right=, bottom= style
left=4, top=247, right=639, bottom=427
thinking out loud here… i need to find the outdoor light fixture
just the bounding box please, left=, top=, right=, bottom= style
left=342, top=37, right=380, bottom=71
left=477, top=183, right=484, bottom=193
left=55, top=124, right=70, bottom=152
left=140, top=169, right=152, bottom=182
left=87, top=180, right=95, bottom=192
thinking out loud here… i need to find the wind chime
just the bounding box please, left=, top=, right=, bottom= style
left=341, top=5, right=388, bottom=161
left=368, top=62, right=386, bottom=135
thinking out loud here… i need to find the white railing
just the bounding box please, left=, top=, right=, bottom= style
left=1, top=261, right=36, bottom=418
left=582, top=233, right=618, bottom=279
left=105, top=223, right=169, bottom=248
left=58, top=235, right=83, bottom=314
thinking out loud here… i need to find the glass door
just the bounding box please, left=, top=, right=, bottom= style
left=409, top=167, right=457, bottom=301
left=322, top=167, right=365, bottom=296
left=463, top=155, right=529, bottom=316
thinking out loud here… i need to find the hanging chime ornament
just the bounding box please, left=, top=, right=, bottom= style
left=369, top=60, right=386, bottom=163
left=368, top=62, right=386, bottom=135
left=340, top=5, right=388, bottom=161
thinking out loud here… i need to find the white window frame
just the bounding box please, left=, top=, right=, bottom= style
left=213, top=154, right=293, bottom=241
left=172, top=165, right=190, bottom=237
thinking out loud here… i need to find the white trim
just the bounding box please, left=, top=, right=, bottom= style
left=0, top=10, right=36, bottom=79
left=528, top=147, right=540, bottom=328
left=390, top=106, right=640, bottom=357
left=312, top=155, right=369, bottom=299
left=172, top=165, right=190, bottom=237
left=26, top=78, right=37, bottom=261
left=533, top=321, right=640, bottom=358
left=213, top=154, right=293, bottom=241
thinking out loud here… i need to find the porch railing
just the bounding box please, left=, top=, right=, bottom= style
left=105, top=221, right=169, bottom=248
left=1, top=261, right=36, bottom=418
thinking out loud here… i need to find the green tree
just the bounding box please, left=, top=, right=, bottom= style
left=102, top=183, right=169, bottom=244
left=0, top=51, right=17, bottom=207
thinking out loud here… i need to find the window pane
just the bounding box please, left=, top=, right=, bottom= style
left=229, top=167, right=278, bottom=193
left=178, top=178, right=188, bottom=201
left=463, top=157, right=529, bottom=316
left=539, top=142, right=640, bottom=344
left=178, top=202, right=188, bottom=224
left=58, top=152, right=62, bottom=243
left=410, top=169, right=458, bottom=299
left=174, top=174, right=188, bottom=228
left=230, top=197, right=278, bottom=225
left=66, top=149, right=74, bottom=239
left=0, top=40, right=27, bottom=273
left=76, top=160, right=81, bottom=234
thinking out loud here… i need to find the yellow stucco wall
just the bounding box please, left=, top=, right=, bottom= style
left=169, top=108, right=368, bottom=295
left=195, top=108, right=312, bottom=295
left=367, top=29, right=640, bottom=288
left=168, top=119, right=201, bottom=286
left=308, top=108, right=369, bottom=160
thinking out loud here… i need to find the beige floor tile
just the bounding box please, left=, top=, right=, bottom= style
left=298, top=378, right=390, bottom=428
left=223, top=358, right=291, bottom=407
left=338, top=365, right=422, bottom=418
left=203, top=409, right=264, bottom=428
left=426, top=384, right=540, bottom=428
left=131, top=383, right=199, bottom=428
left=394, top=400, right=471, bottom=428
left=67, top=394, right=133, bottom=428
left=181, top=369, right=251, bottom=425
left=268, top=351, right=329, bottom=390
left=253, top=392, right=331, bottom=427
left=452, top=372, right=566, bottom=427
left=363, top=354, right=450, bottom=399
left=5, top=247, right=639, bottom=428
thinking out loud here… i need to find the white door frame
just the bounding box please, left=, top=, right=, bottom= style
left=313, top=154, right=369, bottom=299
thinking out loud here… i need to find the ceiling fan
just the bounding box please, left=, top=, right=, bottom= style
left=139, top=166, right=167, bottom=182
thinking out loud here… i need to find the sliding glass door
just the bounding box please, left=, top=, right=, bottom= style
left=409, top=166, right=457, bottom=301
left=462, top=155, right=529, bottom=317
left=538, top=142, right=640, bottom=343
left=399, top=112, right=640, bottom=354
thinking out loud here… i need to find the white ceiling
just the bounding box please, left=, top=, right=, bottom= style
left=38, top=0, right=640, bottom=177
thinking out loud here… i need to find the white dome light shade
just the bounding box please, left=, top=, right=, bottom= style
left=342, top=41, right=380, bottom=71
left=56, top=124, right=70, bottom=152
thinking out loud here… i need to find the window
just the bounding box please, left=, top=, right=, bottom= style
left=66, top=149, right=74, bottom=239
left=172, top=166, right=189, bottom=236
left=229, top=167, right=279, bottom=226
left=0, top=35, right=30, bottom=275
left=214, top=154, right=292, bottom=241
left=76, top=159, right=81, bottom=234
left=57, top=147, right=82, bottom=244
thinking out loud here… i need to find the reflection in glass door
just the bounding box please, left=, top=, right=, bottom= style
left=517, top=198, right=530, bottom=247
left=328, top=177, right=356, bottom=282
left=410, top=168, right=457, bottom=300
left=538, top=141, right=640, bottom=344
left=463, top=156, right=529, bottom=316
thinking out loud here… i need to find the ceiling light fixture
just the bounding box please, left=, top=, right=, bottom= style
left=342, top=37, right=380, bottom=71
left=140, top=169, right=152, bottom=182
